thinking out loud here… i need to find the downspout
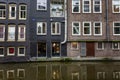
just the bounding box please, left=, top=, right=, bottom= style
left=61, top=0, right=67, bottom=44
left=106, top=0, right=109, bottom=41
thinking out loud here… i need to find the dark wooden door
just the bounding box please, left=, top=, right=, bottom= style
left=86, top=42, right=95, bottom=56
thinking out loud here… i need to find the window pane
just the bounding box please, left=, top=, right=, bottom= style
left=113, top=42, right=119, bottom=49
left=0, top=48, right=4, bottom=55
left=113, top=0, right=120, bottom=12
left=0, top=4, right=6, bottom=18
left=114, top=27, right=120, bottom=34
left=19, top=48, right=24, bottom=54
left=9, top=48, right=14, bottom=54
left=72, top=0, right=80, bottom=12
left=0, top=27, right=4, bottom=38
left=8, top=26, right=15, bottom=40
left=37, top=0, right=47, bottom=10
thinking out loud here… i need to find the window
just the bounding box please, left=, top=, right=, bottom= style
left=51, top=22, right=61, bottom=35
left=71, top=42, right=78, bottom=49
left=37, top=22, right=47, bottom=35
left=7, top=70, right=14, bottom=79
left=0, top=47, right=4, bottom=56
left=97, top=42, right=104, bottom=50
left=19, top=4, right=27, bottom=20
left=0, top=4, right=6, bottom=19
left=94, top=22, right=102, bottom=35
left=113, top=22, right=120, bottom=35
left=18, top=25, right=26, bottom=41
left=72, top=22, right=80, bottom=35
left=17, top=69, right=25, bottom=78
left=18, top=47, right=25, bottom=56
left=112, top=42, right=119, bottom=50
left=7, top=47, right=15, bottom=56
left=52, top=42, right=60, bottom=57
left=50, top=0, right=64, bottom=17
left=83, top=22, right=91, bottom=35
left=37, top=0, right=47, bottom=10
left=83, top=0, right=91, bottom=13
left=112, top=0, right=120, bottom=13
left=93, top=0, right=102, bottom=13
left=9, top=4, right=16, bottom=19
left=8, top=25, right=15, bottom=41
left=72, top=0, right=80, bottom=13
left=0, top=25, right=5, bottom=41
left=38, top=42, right=46, bottom=57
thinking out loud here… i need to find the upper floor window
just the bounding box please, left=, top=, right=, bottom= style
left=18, top=25, right=26, bottom=41
left=93, top=0, right=102, bottom=13
left=8, top=25, right=15, bottom=41
left=113, top=22, right=120, bottom=35
left=51, top=22, right=61, bottom=35
left=37, top=0, right=47, bottom=10
left=112, top=0, right=120, bottom=13
left=19, top=4, right=27, bottom=20
left=0, top=25, right=5, bottom=41
left=0, top=4, right=6, bottom=19
left=72, top=0, right=80, bottom=13
left=50, top=0, right=64, bottom=17
left=72, top=22, right=80, bottom=35
left=83, top=0, right=91, bottom=13
left=83, top=22, right=91, bottom=35
left=9, top=4, right=16, bottom=19
left=94, top=22, right=102, bottom=35
left=37, top=22, right=47, bottom=35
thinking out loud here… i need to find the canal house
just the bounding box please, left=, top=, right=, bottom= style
left=67, top=0, right=120, bottom=59
left=29, top=0, right=67, bottom=59
left=0, top=0, right=30, bottom=62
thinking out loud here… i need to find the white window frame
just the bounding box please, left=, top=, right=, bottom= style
left=112, top=42, right=120, bottom=50
left=7, top=70, right=14, bottom=79
left=7, top=47, right=15, bottom=56
left=8, top=25, right=15, bottom=41
left=17, top=69, right=25, bottom=78
left=0, top=47, right=4, bottom=57
left=71, top=42, right=78, bottom=50
left=97, top=42, right=104, bottom=50
left=83, top=22, right=91, bottom=35
left=72, top=22, right=80, bottom=35
left=9, top=4, right=16, bottom=19
left=37, top=0, right=47, bottom=10
left=0, top=25, right=5, bottom=41
left=51, top=22, right=61, bottom=35
left=18, top=47, right=25, bottom=56
left=113, top=21, right=120, bottom=35
left=18, top=25, right=26, bottom=41
left=37, top=22, right=47, bottom=35
left=93, top=0, right=102, bottom=13
left=112, top=0, right=120, bottom=13
left=19, top=4, right=27, bottom=20
left=83, top=0, right=91, bottom=13
left=72, top=0, right=80, bottom=13
left=94, top=22, right=102, bottom=36
left=0, top=4, right=6, bottom=19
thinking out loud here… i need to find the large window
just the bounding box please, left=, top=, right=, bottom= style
left=93, top=0, right=102, bottom=13
left=112, top=0, right=120, bottom=13
left=18, top=47, right=25, bottom=56
left=72, top=0, right=80, bottom=13
left=83, top=0, right=91, bottom=13
left=9, top=4, right=16, bottom=19
left=7, top=47, right=15, bottom=56
left=113, top=22, right=120, bottom=35
left=51, top=22, right=61, bottom=35
left=0, top=47, right=4, bottom=56
left=72, top=22, right=80, bottom=35
left=0, top=4, right=6, bottom=19
left=50, top=0, right=64, bottom=17
left=83, top=22, right=91, bottom=35
left=19, top=4, right=27, bottom=20
left=112, top=42, right=119, bottom=50
left=0, top=25, right=5, bottom=41
left=18, top=25, right=26, bottom=41
left=37, top=22, right=47, bottom=35
left=8, top=25, right=15, bottom=41
left=94, top=22, right=102, bottom=35
left=37, top=0, right=47, bottom=10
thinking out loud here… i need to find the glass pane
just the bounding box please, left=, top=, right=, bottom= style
left=0, top=48, right=3, bottom=55
left=19, top=48, right=24, bottom=54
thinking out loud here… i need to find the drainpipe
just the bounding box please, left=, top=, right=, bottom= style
left=106, top=0, right=109, bottom=41
left=61, top=0, right=67, bottom=44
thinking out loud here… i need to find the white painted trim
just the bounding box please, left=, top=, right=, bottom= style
left=18, top=47, right=25, bottom=56
left=82, top=0, right=91, bottom=13
left=19, top=4, right=27, bottom=20
left=113, top=21, right=120, bottom=35
left=37, top=22, right=47, bottom=35
left=72, top=0, right=80, bottom=13
left=0, top=4, right=6, bottom=19
left=72, top=22, right=81, bottom=36
left=94, top=22, right=102, bottom=36
left=83, top=21, right=91, bottom=36
left=9, top=4, right=16, bottom=19
left=51, top=22, right=61, bottom=35
left=7, top=47, right=15, bottom=56
left=93, top=0, right=102, bottom=13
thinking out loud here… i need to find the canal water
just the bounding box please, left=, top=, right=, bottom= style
left=0, top=62, right=120, bottom=80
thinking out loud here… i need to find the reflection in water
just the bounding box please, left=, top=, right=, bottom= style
left=0, top=62, right=120, bottom=80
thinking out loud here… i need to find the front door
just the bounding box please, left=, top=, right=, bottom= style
left=52, top=42, right=60, bottom=57
left=37, top=42, right=46, bottom=57
left=86, top=42, right=95, bottom=56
